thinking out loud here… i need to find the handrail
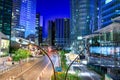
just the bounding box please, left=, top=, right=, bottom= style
left=64, top=47, right=87, bottom=80
left=39, top=47, right=56, bottom=80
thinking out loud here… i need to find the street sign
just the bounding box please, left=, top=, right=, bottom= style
left=55, top=67, right=62, bottom=72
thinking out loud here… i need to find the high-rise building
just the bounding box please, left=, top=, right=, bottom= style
left=20, top=0, right=36, bottom=38
left=11, top=0, right=36, bottom=39
left=64, top=19, right=70, bottom=46
left=38, top=27, right=43, bottom=46
left=35, top=14, right=40, bottom=45
left=55, top=18, right=70, bottom=47
left=70, top=0, right=99, bottom=41
left=35, top=14, right=43, bottom=46
left=99, top=0, right=120, bottom=28
left=11, top=0, right=22, bottom=37
left=0, top=0, right=12, bottom=38
left=48, top=20, right=55, bottom=46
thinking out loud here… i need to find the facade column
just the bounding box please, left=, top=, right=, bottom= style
left=110, top=30, right=113, bottom=41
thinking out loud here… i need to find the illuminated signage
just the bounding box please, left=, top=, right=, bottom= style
left=105, top=0, right=112, bottom=4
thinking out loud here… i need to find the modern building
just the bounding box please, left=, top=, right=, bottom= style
left=70, top=0, right=99, bottom=41
left=0, top=0, right=12, bottom=39
left=20, top=0, right=36, bottom=38
left=35, top=14, right=43, bottom=46
left=64, top=19, right=70, bottom=46
left=38, top=27, right=43, bottom=46
left=82, top=1, right=120, bottom=79
left=11, top=0, right=22, bottom=38
left=99, top=0, right=120, bottom=29
left=48, top=20, right=55, bottom=46
left=26, top=34, right=36, bottom=42
left=35, top=14, right=40, bottom=45
left=0, top=32, right=9, bottom=56
left=55, top=18, right=70, bottom=47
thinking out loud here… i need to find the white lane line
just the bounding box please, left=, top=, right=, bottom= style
left=37, top=61, right=50, bottom=80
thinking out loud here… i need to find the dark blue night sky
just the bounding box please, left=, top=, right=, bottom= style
left=36, top=0, right=70, bottom=38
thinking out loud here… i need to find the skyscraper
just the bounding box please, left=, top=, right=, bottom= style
left=35, top=14, right=43, bottom=46
left=64, top=19, right=70, bottom=46
left=0, top=0, right=12, bottom=38
left=11, top=0, right=22, bottom=37
left=48, top=20, right=55, bottom=46
left=20, top=0, right=36, bottom=38
left=70, top=0, right=98, bottom=41
left=55, top=18, right=70, bottom=47
left=99, top=0, right=120, bottom=28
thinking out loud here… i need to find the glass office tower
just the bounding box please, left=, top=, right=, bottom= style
left=55, top=18, right=70, bottom=47
left=0, top=0, right=12, bottom=38
left=70, top=0, right=98, bottom=41
left=100, top=0, right=120, bottom=28
left=20, top=0, right=36, bottom=37
left=11, top=0, right=22, bottom=38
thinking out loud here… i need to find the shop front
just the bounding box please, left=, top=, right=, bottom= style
left=0, top=32, right=9, bottom=56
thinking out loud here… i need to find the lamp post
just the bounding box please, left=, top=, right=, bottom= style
left=64, top=47, right=88, bottom=80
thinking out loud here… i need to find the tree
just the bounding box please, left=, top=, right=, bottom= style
left=12, top=49, right=30, bottom=61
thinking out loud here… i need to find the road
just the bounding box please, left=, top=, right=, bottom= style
left=0, top=54, right=59, bottom=80
left=0, top=58, right=40, bottom=80
left=73, top=64, right=101, bottom=80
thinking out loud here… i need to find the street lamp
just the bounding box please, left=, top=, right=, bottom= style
left=64, top=47, right=88, bottom=80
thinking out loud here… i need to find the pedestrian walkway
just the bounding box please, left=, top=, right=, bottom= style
left=0, top=57, right=14, bottom=74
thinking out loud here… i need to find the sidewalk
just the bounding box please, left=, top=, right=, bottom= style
left=0, top=56, right=14, bottom=74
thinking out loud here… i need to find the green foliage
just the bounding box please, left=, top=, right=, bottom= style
left=51, top=50, right=81, bottom=80
left=12, top=49, right=30, bottom=61
left=51, top=72, right=81, bottom=80
left=59, top=50, right=68, bottom=71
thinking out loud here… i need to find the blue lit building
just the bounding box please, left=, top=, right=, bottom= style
left=35, top=14, right=43, bottom=46
left=11, top=0, right=22, bottom=37
left=99, top=0, right=120, bottom=28
left=70, top=0, right=99, bottom=41
left=48, top=20, right=55, bottom=46
left=83, top=0, right=120, bottom=78
left=55, top=18, right=70, bottom=47
left=0, top=0, right=12, bottom=38
left=20, top=0, right=36, bottom=38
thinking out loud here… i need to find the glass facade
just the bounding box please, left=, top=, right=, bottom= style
left=48, top=20, right=55, bottom=46
left=11, top=0, right=22, bottom=37
left=0, top=0, right=12, bottom=38
left=20, top=0, right=36, bottom=37
left=100, top=0, right=120, bottom=28
left=55, top=18, right=70, bottom=47
left=70, top=0, right=99, bottom=41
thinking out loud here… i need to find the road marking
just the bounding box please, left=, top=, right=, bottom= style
left=14, top=59, right=40, bottom=79
left=49, top=69, right=53, bottom=80
left=37, top=61, right=50, bottom=80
